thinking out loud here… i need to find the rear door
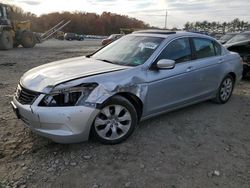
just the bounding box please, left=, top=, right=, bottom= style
left=190, top=37, right=224, bottom=96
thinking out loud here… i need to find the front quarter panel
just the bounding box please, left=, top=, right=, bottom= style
left=86, top=76, right=148, bottom=105
left=53, top=66, right=149, bottom=114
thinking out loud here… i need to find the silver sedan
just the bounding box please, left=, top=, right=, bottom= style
left=11, top=30, right=243, bottom=144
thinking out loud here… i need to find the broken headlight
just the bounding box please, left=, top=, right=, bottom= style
left=39, top=83, right=98, bottom=107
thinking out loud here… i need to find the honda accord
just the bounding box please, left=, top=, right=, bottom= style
left=11, top=30, right=243, bottom=144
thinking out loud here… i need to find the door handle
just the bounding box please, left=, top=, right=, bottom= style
left=186, top=66, right=194, bottom=72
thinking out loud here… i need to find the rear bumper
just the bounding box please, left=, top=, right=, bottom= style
left=11, top=96, right=100, bottom=143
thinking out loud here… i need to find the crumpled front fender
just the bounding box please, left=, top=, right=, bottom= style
left=86, top=81, right=148, bottom=104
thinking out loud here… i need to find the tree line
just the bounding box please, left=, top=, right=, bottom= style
left=8, top=5, right=150, bottom=35
left=7, top=4, right=250, bottom=35
left=184, top=18, right=250, bottom=33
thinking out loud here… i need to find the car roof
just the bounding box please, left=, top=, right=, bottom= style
left=133, top=30, right=176, bottom=35
left=131, top=29, right=214, bottom=40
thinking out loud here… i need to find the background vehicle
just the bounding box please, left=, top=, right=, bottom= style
left=77, top=34, right=85, bottom=41
left=211, top=32, right=223, bottom=40
left=101, top=34, right=124, bottom=45
left=188, top=31, right=209, bottom=36
left=64, top=33, right=84, bottom=41
left=219, top=33, right=237, bottom=44
left=0, top=3, right=39, bottom=49
left=55, top=31, right=65, bottom=40
left=0, top=3, right=70, bottom=50
left=224, top=31, right=250, bottom=78
left=64, top=33, right=77, bottom=40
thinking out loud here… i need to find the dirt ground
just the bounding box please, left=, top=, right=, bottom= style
left=0, top=39, right=250, bottom=188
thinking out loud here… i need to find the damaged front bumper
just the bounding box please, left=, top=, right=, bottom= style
left=11, top=96, right=100, bottom=143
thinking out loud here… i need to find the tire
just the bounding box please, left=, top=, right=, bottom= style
left=0, top=31, right=13, bottom=50
left=13, top=42, right=20, bottom=48
left=20, top=31, right=36, bottom=48
left=213, top=75, right=235, bottom=104
left=93, top=96, right=138, bottom=144
left=58, top=36, right=64, bottom=40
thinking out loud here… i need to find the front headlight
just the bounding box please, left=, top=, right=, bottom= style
left=39, top=83, right=98, bottom=107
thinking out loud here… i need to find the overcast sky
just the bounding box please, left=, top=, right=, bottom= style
left=3, top=0, right=250, bottom=28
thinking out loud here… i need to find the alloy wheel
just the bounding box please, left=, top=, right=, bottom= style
left=220, top=77, right=233, bottom=101
left=94, top=105, right=132, bottom=141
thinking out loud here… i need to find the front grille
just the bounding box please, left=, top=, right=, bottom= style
left=15, top=85, right=40, bottom=105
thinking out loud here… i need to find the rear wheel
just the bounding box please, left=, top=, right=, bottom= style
left=0, top=31, right=13, bottom=50
left=13, top=42, right=20, bottom=48
left=20, top=31, right=36, bottom=48
left=93, top=96, right=138, bottom=144
left=213, top=75, right=234, bottom=104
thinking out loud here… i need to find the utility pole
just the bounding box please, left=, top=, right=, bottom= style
left=164, top=10, right=168, bottom=29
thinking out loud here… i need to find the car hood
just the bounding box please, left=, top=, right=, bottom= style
left=224, top=39, right=250, bottom=48
left=20, top=56, right=129, bottom=93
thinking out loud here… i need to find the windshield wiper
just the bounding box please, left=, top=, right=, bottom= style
left=96, top=59, right=116, bottom=64
left=96, top=59, right=135, bottom=67
left=85, top=54, right=92, bottom=58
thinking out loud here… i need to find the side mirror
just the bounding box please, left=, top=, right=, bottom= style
left=156, top=59, right=175, bottom=69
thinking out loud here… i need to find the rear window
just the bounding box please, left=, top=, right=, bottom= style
left=193, top=38, right=216, bottom=59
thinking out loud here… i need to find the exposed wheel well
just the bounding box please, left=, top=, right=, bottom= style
left=114, top=92, right=144, bottom=121
left=228, top=72, right=236, bottom=82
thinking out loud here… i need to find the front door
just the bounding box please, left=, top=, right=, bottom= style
left=145, top=37, right=201, bottom=115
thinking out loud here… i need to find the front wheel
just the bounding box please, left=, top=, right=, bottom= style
left=0, top=31, right=13, bottom=50
left=20, top=31, right=36, bottom=48
left=13, top=42, right=20, bottom=48
left=213, top=75, right=234, bottom=104
left=93, top=96, right=138, bottom=144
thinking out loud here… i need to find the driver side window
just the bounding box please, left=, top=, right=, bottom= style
left=157, top=38, right=192, bottom=64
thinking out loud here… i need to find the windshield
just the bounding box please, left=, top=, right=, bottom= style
left=220, top=34, right=235, bottom=41
left=92, top=35, right=164, bottom=66
left=227, top=33, right=250, bottom=44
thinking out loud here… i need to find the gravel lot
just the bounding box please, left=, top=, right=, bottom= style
left=0, top=39, right=250, bottom=188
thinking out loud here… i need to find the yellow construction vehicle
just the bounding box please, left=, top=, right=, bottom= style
left=0, top=3, right=70, bottom=50
left=55, top=31, right=65, bottom=40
